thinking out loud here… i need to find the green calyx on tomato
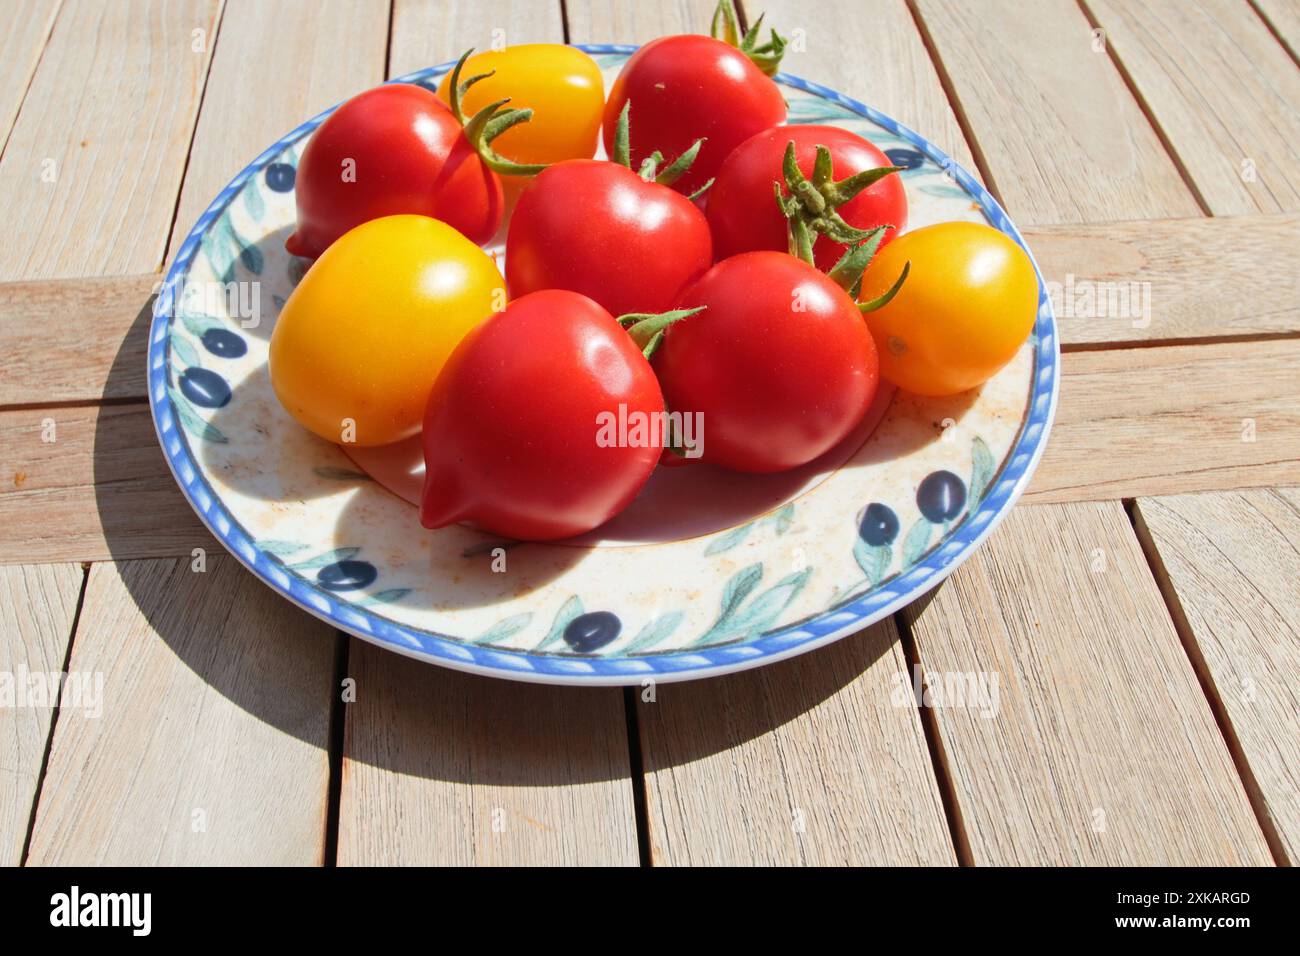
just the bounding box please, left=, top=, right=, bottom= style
left=610, top=102, right=714, bottom=199
left=773, top=140, right=910, bottom=314
left=710, top=0, right=788, bottom=77
left=617, top=305, right=707, bottom=360
left=446, top=48, right=548, bottom=177
left=774, top=142, right=901, bottom=255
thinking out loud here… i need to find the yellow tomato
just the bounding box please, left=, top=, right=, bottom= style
left=859, top=221, right=1038, bottom=396
left=270, top=215, right=504, bottom=446
left=437, top=44, right=604, bottom=202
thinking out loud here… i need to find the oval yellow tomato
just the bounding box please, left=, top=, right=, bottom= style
left=270, top=215, right=504, bottom=446
left=437, top=44, right=604, bottom=201
left=859, top=221, right=1038, bottom=396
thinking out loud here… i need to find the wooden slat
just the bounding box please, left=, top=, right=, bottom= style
left=905, top=500, right=1272, bottom=864
left=759, top=0, right=978, bottom=173
left=1134, top=488, right=1300, bottom=863
left=1029, top=338, right=1300, bottom=503
left=0, top=0, right=221, bottom=281
left=331, top=0, right=638, bottom=869
left=166, top=0, right=389, bottom=263
left=388, top=0, right=565, bottom=79
left=338, top=641, right=638, bottom=866
left=636, top=620, right=956, bottom=865
left=1253, top=0, right=1300, bottom=61
left=0, top=562, right=82, bottom=865
left=25, top=556, right=335, bottom=865
left=1029, top=214, right=1300, bottom=346
left=1088, top=0, right=1300, bottom=215
left=0, top=404, right=214, bottom=564
left=0, top=273, right=157, bottom=405
left=4, top=337, right=1296, bottom=563
left=564, top=0, right=711, bottom=43
left=0, top=0, right=60, bottom=156
left=912, top=0, right=1202, bottom=224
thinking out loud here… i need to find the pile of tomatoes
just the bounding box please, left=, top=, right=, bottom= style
left=270, top=2, right=1038, bottom=542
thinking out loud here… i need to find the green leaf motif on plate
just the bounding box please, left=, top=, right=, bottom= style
left=901, top=517, right=931, bottom=568
left=533, top=595, right=585, bottom=652
left=177, top=306, right=221, bottom=339
left=622, top=611, right=686, bottom=654
left=969, top=436, right=995, bottom=506
left=853, top=537, right=891, bottom=586
left=355, top=588, right=410, bottom=607
left=696, top=565, right=813, bottom=647
left=168, top=387, right=227, bottom=444
left=209, top=212, right=264, bottom=284
left=243, top=182, right=265, bottom=222
left=169, top=335, right=201, bottom=371
left=917, top=182, right=970, bottom=200
left=473, top=612, right=534, bottom=646
left=258, top=539, right=308, bottom=557
left=770, top=501, right=795, bottom=535
left=717, top=563, right=763, bottom=623
left=704, top=521, right=753, bottom=556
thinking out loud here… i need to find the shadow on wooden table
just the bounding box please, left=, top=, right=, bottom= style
left=90, top=265, right=923, bottom=791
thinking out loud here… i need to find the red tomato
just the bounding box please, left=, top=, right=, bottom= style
left=601, top=35, right=787, bottom=198
left=286, top=84, right=504, bottom=259
left=655, top=251, right=879, bottom=473
left=506, top=159, right=712, bottom=317
left=421, top=290, right=664, bottom=541
left=708, top=125, right=908, bottom=270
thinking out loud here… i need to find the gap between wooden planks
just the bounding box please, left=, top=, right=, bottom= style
left=5, top=0, right=383, bottom=869
left=1133, top=488, right=1300, bottom=865
left=0, top=0, right=222, bottom=282
left=903, top=499, right=1272, bottom=864
left=1083, top=0, right=1300, bottom=217
left=901, top=0, right=1290, bottom=862
left=332, top=0, right=644, bottom=867
left=24, top=556, right=337, bottom=865
left=0, top=562, right=83, bottom=866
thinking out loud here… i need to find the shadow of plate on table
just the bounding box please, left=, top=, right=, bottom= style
left=92, top=219, right=935, bottom=787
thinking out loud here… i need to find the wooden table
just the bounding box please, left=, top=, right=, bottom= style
left=1, top=0, right=1296, bottom=867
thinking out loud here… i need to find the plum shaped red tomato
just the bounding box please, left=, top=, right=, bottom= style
left=601, top=1, right=788, bottom=198
left=286, top=53, right=542, bottom=259
left=708, top=125, right=908, bottom=270
left=506, top=112, right=712, bottom=316
left=654, top=251, right=880, bottom=473
left=420, top=290, right=669, bottom=541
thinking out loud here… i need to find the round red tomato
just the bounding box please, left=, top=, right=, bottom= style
left=601, top=35, right=787, bottom=198
left=286, top=84, right=504, bottom=259
left=708, top=125, right=908, bottom=270
left=421, top=290, right=664, bottom=541
left=506, top=159, right=712, bottom=317
left=655, top=251, right=879, bottom=473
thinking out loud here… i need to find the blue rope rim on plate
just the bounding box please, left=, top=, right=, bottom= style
left=148, top=44, right=1060, bottom=684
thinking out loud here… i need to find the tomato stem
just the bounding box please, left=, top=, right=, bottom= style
left=448, top=49, right=547, bottom=177
left=612, top=102, right=632, bottom=167
left=858, top=261, right=910, bottom=314
left=777, top=142, right=901, bottom=247
left=613, top=100, right=708, bottom=187
left=775, top=139, right=910, bottom=302
left=711, top=0, right=788, bottom=76
left=618, top=305, right=707, bottom=359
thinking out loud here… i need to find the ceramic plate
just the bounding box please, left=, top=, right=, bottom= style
left=148, top=45, right=1059, bottom=685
